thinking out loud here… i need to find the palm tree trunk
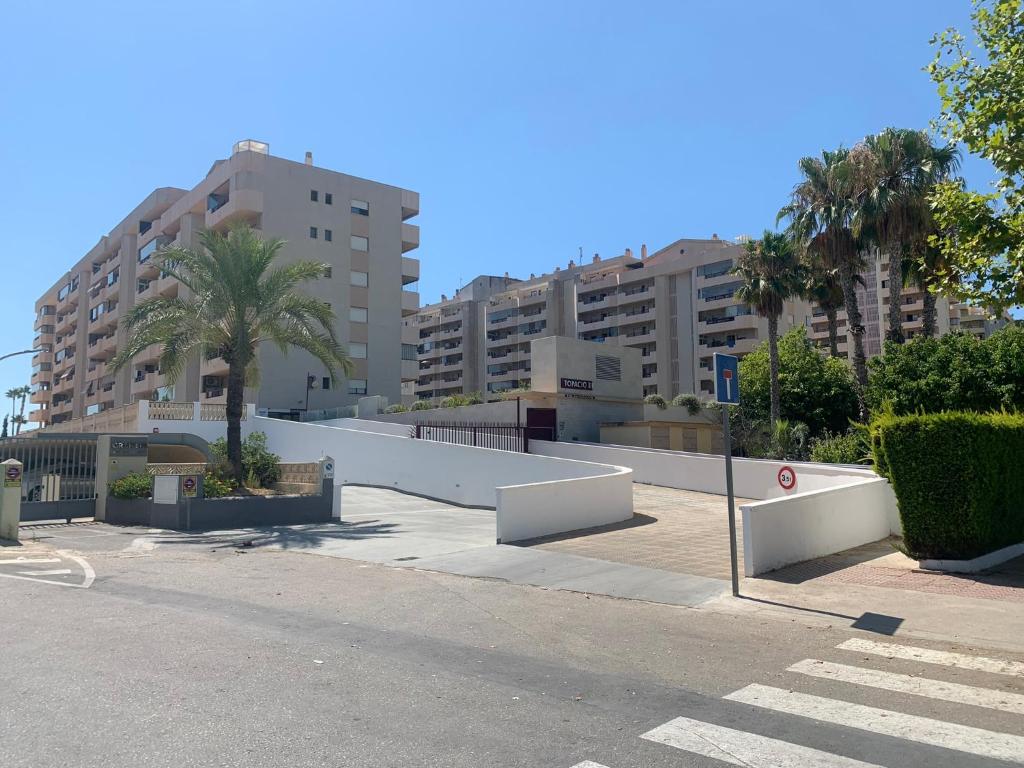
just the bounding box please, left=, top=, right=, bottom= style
left=887, top=246, right=905, bottom=344
left=768, top=313, right=781, bottom=427
left=225, top=362, right=246, bottom=485
left=922, top=286, right=938, bottom=338
left=825, top=305, right=839, bottom=357
left=839, top=262, right=869, bottom=420
left=16, top=390, right=27, bottom=435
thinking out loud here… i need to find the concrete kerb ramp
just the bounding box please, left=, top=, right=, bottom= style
left=529, top=440, right=900, bottom=576
left=253, top=416, right=633, bottom=543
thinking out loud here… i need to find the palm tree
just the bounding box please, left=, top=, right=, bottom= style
left=779, top=149, right=870, bottom=417
left=851, top=128, right=960, bottom=344
left=733, top=230, right=804, bottom=426
left=112, top=225, right=353, bottom=484
left=14, top=385, right=31, bottom=435
left=5, top=388, right=17, bottom=431
left=800, top=255, right=845, bottom=357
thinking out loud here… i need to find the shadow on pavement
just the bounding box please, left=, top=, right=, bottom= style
left=146, top=519, right=402, bottom=551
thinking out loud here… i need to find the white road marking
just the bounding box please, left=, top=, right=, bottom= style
left=838, top=637, right=1024, bottom=678
left=570, top=763, right=611, bottom=768
left=0, top=558, right=61, bottom=565
left=0, top=551, right=93, bottom=589
left=790, top=658, right=1024, bottom=715
left=725, top=684, right=1024, bottom=763
left=17, top=569, right=72, bottom=576
left=61, top=551, right=95, bottom=589
left=642, top=716, right=884, bottom=767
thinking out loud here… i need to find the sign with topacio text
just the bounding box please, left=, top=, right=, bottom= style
left=560, top=377, right=593, bottom=392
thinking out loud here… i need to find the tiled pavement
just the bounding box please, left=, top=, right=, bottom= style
left=520, top=484, right=750, bottom=581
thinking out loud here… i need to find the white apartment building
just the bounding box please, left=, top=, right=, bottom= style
left=409, top=237, right=811, bottom=402
left=31, top=140, right=420, bottom=427
left=808, top=253, right=1008, bottom=357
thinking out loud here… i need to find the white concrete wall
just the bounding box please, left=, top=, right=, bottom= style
left=530, top=440, right=876, bottom=500
left=253, top=416, right=633, bottom=541
left=740, top=478, right=899, bottom=576
left=313, top=418, right=414, bottom=437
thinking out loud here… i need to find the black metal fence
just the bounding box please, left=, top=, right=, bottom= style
left=0, top=436, right=97, bottom=522
left=414, top=422, right=529, bottom=452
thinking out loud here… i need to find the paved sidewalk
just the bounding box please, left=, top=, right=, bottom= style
left=520, top=485, right=751, bottom=580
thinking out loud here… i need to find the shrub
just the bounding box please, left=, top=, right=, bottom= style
left=410, top=400, right=433, bottom=411
left=384, top=404, right=408, bottom=414
left=739, top=327, right=858, bottom=438
left=671, top=393, right=703, bottom=415
left=439, top=396, right=462, bottom=408
left=209, top=431, right=281, bottom=488
left=867, top=325, right=1024, bottom=415
left=109, top=472, right=152, bottom=499
left=202, top=471, right=235, bottom=498
left=465, top=391, right=484, bottom=405
left=767, top=419, right=809, bottom=461
left=809, top=427, right=870, bottom=464
left=871, top=411, right=1024, bottom=560
left=644, top=394, right=668, bottom=409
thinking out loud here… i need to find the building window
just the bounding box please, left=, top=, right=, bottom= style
left=351, top=271, right=368, bottom=287
left=325, top=193, right=333, bottom=205
left=310, top=190, right=319, bottom=202
left=322, top=377, right=332, bottom=390
left=349, top=307, right=368, bottom=323
left=324, top=266, right=332, bottom=278
left=351, top=235, right=369, bottom=252
left=351, top=199, right=369, bottom=216
left=348, top=379, right=367, bottom=395
left=309, top=227, right=318, bottom=239
left=324, top=229, right=332, bottom=242
left=349, top=342, right=367, bottom=358
left=402, top=344, right=417, bottom=361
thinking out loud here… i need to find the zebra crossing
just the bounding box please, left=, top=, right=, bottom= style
left=571, top=637, right=1024, bottom=767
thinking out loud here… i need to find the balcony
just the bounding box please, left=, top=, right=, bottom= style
left=621, top=330, right=657, bottom=347
left=131, top=371, right=158, bottom=396
left=201, top=356, right=229, bottom=377
left=577, top=273, right=619, bottom=292
left=699, top=337, right=758, bottom=356
left=701, top=291, right=741, bottom=310
left=617, top=286, right=652, bottom=307
left=401, top=189, right=420, bottom=221
left=401, top=223, right=420, bottom=253
left=579, top=313, right=618, bottom=331
left=401, top=358, right=419, bottom=382
left=401, top=257, right=420, bottom=286
left=206, top=188, right=264, bottom=231
left=487, top=313, right=520, bottom=330
left=619, top=307, right=655, bottom=326
left=34, top=308, right=56, bottom=331
left=698, top=314, right=758, bottom=333
left=518, top=291, right=547, bottom=307
left=401, top=290, right=419, bottom=316
left=696, top=268, right=737, bottom=287
left=577, top=293, right=617, bottom=312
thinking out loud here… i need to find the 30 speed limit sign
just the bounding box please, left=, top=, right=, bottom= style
left=777, top=466, right=797, bottom=491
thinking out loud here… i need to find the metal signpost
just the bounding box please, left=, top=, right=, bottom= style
left=714, top=352, right=741, bottom=597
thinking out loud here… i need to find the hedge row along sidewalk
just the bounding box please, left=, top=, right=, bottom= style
left=872, top=411, right=1024, bottom=561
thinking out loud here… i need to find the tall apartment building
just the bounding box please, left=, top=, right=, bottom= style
left=807, top=253, right=1008, bottom=357
left=31, top=140, right=420, bottom=427
left=408, top=237, right=811, bottom=403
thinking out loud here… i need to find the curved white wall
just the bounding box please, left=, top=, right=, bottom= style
left=253, top=416, right=633, bottom=542
left=530, top=441, right=876, bottom=500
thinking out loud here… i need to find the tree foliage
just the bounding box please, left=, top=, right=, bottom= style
left=866, top=324, right=1024, bottom=414
left=737, top=327, right=859, bottom=438
left=928, top=0, right=1024, bottom=310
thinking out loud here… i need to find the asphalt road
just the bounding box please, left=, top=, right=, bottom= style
left=3, top=523, right=1023, bottom=768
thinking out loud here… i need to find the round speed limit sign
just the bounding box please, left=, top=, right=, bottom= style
left=777, top=466, right=797, bottom=491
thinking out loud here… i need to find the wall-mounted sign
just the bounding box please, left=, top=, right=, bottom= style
left=560, top=377, right=593, bottom=392
left=777, top=466, right=797, bottom=491
left=110, top=438, right=148, bottom=457
left=4, top=465, right=22, bottom=487
left=181, top=476, right=198, bottom=498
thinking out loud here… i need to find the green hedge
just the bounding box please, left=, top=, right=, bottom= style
left=871, top=411, right=1024, bottom=560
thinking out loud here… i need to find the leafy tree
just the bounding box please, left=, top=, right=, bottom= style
left=780, top=149, right=871, bottom=415
left=112, top=225, right=352, bottom=483
left=734, top=231, right=805, bottom=425
left=867, top=324, right=1024, bottom=414
left=850, top=128, right=959, bottom=342
left=737, top=327, right=859, bottom=439
left=799, top=255, right=847, bottom=357
left=927, top=0, right=1024, bottom=310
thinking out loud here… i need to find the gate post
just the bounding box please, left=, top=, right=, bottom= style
left=0, top=459, right=23, bottom=542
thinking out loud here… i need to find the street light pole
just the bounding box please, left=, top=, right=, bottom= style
left=0, top=349, right=41, bottom=364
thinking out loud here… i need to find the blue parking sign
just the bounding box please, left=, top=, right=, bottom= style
left=714, top=353, right=740, bottom=405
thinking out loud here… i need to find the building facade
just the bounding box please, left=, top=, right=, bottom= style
left=409, top=237, right=811, bottom=403
left=31, top=140, right=420, bottom=427
left=807, top=252, right=1008, bottom=357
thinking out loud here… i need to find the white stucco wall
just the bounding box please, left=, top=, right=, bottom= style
left=138, top=402, right=259, bottom=444
left=530, top=440, right=876, bottom=500
left=313, top=418, right=415, bottom=437
left=253, top=416, right=633, bottom=541
left=740, top=478, right=899, bottom=576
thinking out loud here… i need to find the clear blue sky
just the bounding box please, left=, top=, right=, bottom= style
left=0, top=0, right=990, bottom=410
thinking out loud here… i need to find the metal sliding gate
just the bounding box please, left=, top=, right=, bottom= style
left=0, top=436, right=97, bottom=522
left=414, top=422, right=529, bottom=452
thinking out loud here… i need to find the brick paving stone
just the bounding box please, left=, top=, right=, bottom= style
left=518, top=485, right=750, bottom=580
